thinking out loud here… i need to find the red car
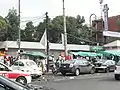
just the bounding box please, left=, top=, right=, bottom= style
left=0, top=62, right=31, bottom=85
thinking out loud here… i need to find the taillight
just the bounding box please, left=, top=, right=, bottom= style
left=115, top=66, right=117, bottom=70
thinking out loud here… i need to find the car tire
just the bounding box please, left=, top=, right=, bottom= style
left=115, top=74, right=120, bottom=80
left=105, top=68, right=109, bottom=73
left=16, top=76, right=27, bottom=85
left=74, top=69, right=80, bottom=76
left=95, top=69, right=98, bottom=73
left=61, top=72, right=66, bottom=76
left=90, top=68, right=95, bottom=74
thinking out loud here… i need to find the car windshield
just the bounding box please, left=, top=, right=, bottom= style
left=117, top=61, right=120, bottom=66
left=63, top=60, right=76, bottom=64
left=26, top=61, right=36, bottom=66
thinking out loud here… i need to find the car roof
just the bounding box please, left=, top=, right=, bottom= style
left=16, top=59, right=35, bottom=63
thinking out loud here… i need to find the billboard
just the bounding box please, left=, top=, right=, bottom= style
left=103, top=31, right=120, bottom=37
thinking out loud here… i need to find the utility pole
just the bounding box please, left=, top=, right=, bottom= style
left=63, top=0, right=67, bottom=57
left=18, top=0, right=21, bottom=50
left=45, top=12, right=49, bottom=72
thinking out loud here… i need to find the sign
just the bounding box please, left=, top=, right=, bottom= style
left=103, top=4, right=109, bottom=31
left=90, top=46, right=104, bottom=51
left=103, top=31, right=120, bottom=37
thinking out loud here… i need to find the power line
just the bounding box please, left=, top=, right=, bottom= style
left=67, top=33, right=98, bottom=44
left=20, top=14, right=45, bottom=23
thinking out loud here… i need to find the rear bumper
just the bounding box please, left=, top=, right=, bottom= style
left=59, top=67, right=75, bottom=73
left=95, top=66, right=107, bottom=70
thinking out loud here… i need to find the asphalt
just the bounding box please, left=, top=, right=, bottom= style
left=31, top=72, right=120, bottom=90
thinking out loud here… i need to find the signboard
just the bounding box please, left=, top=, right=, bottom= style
left=103, top=31, right=120, bottom=37
left=90, top=46, right=104, bottom=52
left=103, top=4, right=109, bottom=31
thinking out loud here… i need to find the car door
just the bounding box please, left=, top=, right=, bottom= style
left=12, top=61, right=25, bottom=71
left=109, top=61, right=115, bottom=71
left=0, top=63, right=10, bottom=78
left=77, top=60, right=87, bottom=73
left=82, top=60, right=91, bottom=73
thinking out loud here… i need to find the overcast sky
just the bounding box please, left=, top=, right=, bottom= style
left=0, top=0, right=120, bottom=27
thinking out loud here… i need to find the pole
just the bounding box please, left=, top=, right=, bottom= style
left=18, top=0, right=21, bottom=50
left=63, top=0, right=67, bottom=58
left=45, top=12, right=49, bottom=72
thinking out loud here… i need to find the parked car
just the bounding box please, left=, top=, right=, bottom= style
left=114, top=61, right=120, bottom=80
left=11, top=59, right=42, bottom=77
left=0, top=75, right=53, bottom=90
left=95, top=59, right=116, bottom=73
left=0, top=62, right=31, bottom=85
left=59, top=59, right=95, bottom=76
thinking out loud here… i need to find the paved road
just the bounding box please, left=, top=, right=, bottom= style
left=31, top=72, right=120, bottom=90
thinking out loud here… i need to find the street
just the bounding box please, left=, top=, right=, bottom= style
left=31, top=72, right=120, bottom=90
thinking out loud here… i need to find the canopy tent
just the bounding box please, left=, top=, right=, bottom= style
left=99, top=50, right=120, bottom=56
left=71, top=51, right=103, bottom=57
left=22, top=51, right=47, bottom=58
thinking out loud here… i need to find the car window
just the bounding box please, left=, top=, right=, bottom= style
left=13, top=62, right=19, bottom=66
left=26, top=61, right=36, bottom=66
left=117, top=61, right=120, bottom=66
left=103, top=60, right=111, bottom=65
left=110, top=61, right=115, bottom=65
left=76, top=60, right=85, bottom=65
left=19, top=61, right=24, bottom=66
left=0, top=64, right=9, bottom=71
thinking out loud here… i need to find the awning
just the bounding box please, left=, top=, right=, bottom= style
left=22, top=51, right=47, bottom=58
left=71, top=51, right=103, bottom=57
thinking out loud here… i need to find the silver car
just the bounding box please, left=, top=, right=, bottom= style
left=59, top=59, right=95, bottom=76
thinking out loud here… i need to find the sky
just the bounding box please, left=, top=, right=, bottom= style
left=0, top=0, right=120, bottom=28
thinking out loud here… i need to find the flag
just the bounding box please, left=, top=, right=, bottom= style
left=40, top=29, right=47, bottom=47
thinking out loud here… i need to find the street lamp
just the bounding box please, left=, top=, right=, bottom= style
left=62, top=0, right=67, bottom=57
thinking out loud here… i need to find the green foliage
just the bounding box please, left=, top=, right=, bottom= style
left=24, top=21, right=36, bottom=42
left=5, top=8, right=19, bottom=41
left=0, top=16, right=9, bottom=41
left=1, top=8, right=95, bottom=44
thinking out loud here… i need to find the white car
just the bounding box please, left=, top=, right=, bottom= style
left=114, top=61, right=120, bottom=80
left=11, top=59, right=42, bottom=77
left=0, top=62, right=31, bottom=85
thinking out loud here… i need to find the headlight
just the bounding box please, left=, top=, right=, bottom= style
left=69, top=64, right=74, bottom=67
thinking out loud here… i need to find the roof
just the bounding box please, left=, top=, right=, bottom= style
left=104, top=40, right=120, bottom=47
left=0, top=41, right=90, bottom=51
left=5, top=41, right=44, bottom=49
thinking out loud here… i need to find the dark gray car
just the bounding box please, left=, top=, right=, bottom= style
left=94, top=60, right=116, bottom=73
left=59, top=59, right=95, bottom=76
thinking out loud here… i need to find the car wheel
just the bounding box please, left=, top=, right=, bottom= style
left=61, top=72, right=66, bottom=76
left=16, top=76, right=27, bottom=85
left=115, top=75, right=120, bottom=80
left=90, top=68, right=95, bottom=74
left=74, top=69, right=80, bottom=76
left=95, top=69, right=98, bottom=73
left=105, top=68, right=109, bottom=73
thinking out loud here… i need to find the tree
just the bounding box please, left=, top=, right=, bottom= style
left=0, top=16, right=9, bottom=41
left=5, top=8, right=19, bottom=41
left=24, top=21, right=36, bottom=42
left=33, top=15, right=95, bottom=44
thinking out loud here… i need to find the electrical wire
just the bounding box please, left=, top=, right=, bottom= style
left=20, top=14, right=45, bottom=23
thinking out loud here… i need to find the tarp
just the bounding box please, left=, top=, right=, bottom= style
left=22, top=51, right=46, bottom=58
